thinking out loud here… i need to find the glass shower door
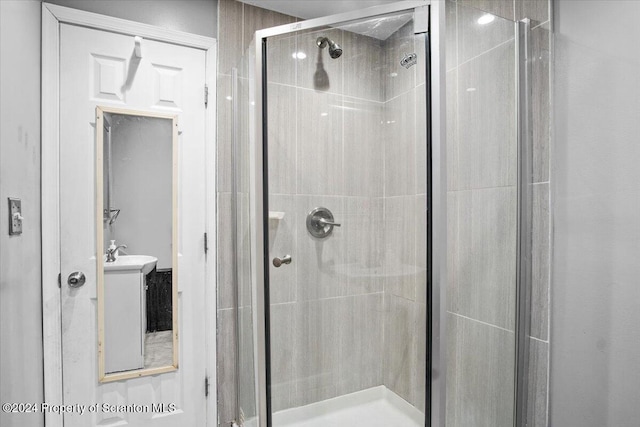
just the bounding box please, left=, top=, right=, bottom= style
left=263, top=9, right=430, bottom=427
left=444, top=2, right=520, bottom=426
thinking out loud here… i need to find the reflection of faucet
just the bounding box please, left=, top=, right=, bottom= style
left=106, top=244, right=127, bottom=262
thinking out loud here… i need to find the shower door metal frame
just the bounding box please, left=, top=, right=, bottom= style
left=249, top=1, right=448, bottom=426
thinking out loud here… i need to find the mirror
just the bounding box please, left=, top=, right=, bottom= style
left=96, top=106, right=178, bottom=382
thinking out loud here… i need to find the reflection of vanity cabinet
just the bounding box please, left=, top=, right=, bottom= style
left=104, top=270, right=147, bottom=373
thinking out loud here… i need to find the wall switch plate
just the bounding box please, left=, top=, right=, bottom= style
left=8, top=198, right=23, bottom=235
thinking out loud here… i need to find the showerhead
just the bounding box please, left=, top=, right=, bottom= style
left=316, top=36, right=342, bottom=59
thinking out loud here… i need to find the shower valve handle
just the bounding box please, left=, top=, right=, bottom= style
left=318, top=218, right=341, bottom=227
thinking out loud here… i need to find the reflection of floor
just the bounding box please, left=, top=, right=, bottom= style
left=144, top=330, right=173, bottom=369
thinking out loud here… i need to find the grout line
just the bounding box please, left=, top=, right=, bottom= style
left=451, top=38, right=515, bottom=72
left=265, top=80, right=385, bottom=105
left=447, top=184, right=518, bottom=193
left=449, top=311, right=515, bottom=334
left=531, top=19, right=550, bottom=31
left=384, top=83, right=418, bottom=104
left=530, top=335, right=549, bottom=344
left=271, top=293, right=385, bottom=306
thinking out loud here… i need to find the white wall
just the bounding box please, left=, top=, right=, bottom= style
left=0, top=1, right=44, bottom=427
left=551, top=1, right=640, bottom=426
left=109, top=115, right=173, bottom=269
left=47, top=0, right=218, bottom=37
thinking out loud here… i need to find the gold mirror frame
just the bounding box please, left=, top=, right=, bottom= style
left=95, top=106, right=179, bottom=382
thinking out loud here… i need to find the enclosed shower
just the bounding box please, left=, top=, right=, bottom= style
left=227, top=1, right=534, bottom=426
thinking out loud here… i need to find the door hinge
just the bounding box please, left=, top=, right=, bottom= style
left=204, top=84, right=209, bottom=108
left=58, top=273, right=61, bottom=288
left=205, top=376, right=209, bottom=397
left=204, top=232, right=208, bottom=254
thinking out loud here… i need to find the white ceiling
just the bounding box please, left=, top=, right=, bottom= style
left=238, top=0, right=400, bottom=19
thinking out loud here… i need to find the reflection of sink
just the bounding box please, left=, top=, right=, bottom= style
left=104, top=255, right=158, bottom=275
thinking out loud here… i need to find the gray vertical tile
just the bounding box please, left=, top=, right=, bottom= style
left=266, top=33, right=297, bottom=86
left=446, top=313, right=515, bottom=427
left=413, top=303, right=428, bottom=412
left=515, top=0, right=549, bottom=24
left=446, top=1, right=458, bottom=71
left=238, top=193, right=253, bottom=308
left=415, top=33, right=427, bottom=87
left=292, top=298, right=340, bottom=407
left=531, top=183, right=549, bottom=340
left=459, top=0, right=515, bottom=22
left=384, top=21, right=416, bottom=101
left=448, top=187, right=517, bottom=331
left=269, top=303, right=295, bottom=412
left=447, top=192, right=458, bottom=306
left=238, top=77, right=252, bottom=195
left=296, top=89, right=344, bottom=195
left=343, top=97, right=384, bottom=197
left=268, top=195, right=297, bottom=304
left=267, top=83, right=297, bottom=195
left=531, top=24, right=550, bottom=183
left=343, top=197, right=384, bottom=296
left=445, top=311, right=459, bottom=425
left=239, top=78, right=253, bottom=194
left=218, top=0, right=244, bottom=75
left=238, top=305, right=257, bottom=418
left=243, top=3, right=296, bottom=52
left=384, top=196, right=417, bottom=301
left=416, top=195, right=428, bottom=305
left=217, top=75, right=232, bottom=193
left=527, top=338, right=549, bottom=427
left=457, top=2, right=514, bottom=65
left=416, top=84, right=428, bottom=195
left=295, top=195, right=345, bottom=301
left=296, top=28, right=343, bottom=93
left=457, top=40, right=517, bottom=190
left=446, top=69, right=460, bottom=191
left=471, top=187, right=517, bottom=330
left=217, top=308, right=237, bottom=425
left=342, top=31, right=384, bottom=102
left=383, top=294, right=416, bottom=404
left=385, top=90, right=416, bottom=197
left=217, top=192, right=234, bottom=309
left=446, top=190, right=473, bottom=317
left=337, top=294, right=384, bottom=395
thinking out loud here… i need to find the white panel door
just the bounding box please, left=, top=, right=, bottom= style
left=59, top=23, right=207, bottom=427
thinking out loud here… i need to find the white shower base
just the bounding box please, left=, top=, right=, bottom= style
left=244, top=386, right=424, bottom=427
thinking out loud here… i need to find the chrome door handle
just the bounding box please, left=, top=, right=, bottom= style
left=67, top=271, right=86, bottom=288
left=272, top=255, right=292, bottom=268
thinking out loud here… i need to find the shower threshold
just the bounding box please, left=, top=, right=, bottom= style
left=245, top=386, right=424, bottom=427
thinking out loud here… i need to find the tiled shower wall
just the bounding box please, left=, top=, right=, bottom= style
left=216, top=2, right=430, bottom=423
left=217, top=1, right=551, bottom=426
left=380, top=22, right=429, bottom=413
left=264, top=27, right=388, bottom=413
left=445, top=1, right=551, bottom=427
left=262, top=17, right=429, bottom=415
left=216, top=1, right=298, bottom=425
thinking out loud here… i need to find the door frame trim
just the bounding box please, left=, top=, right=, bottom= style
left=41, top=4, right=217, bottom=426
